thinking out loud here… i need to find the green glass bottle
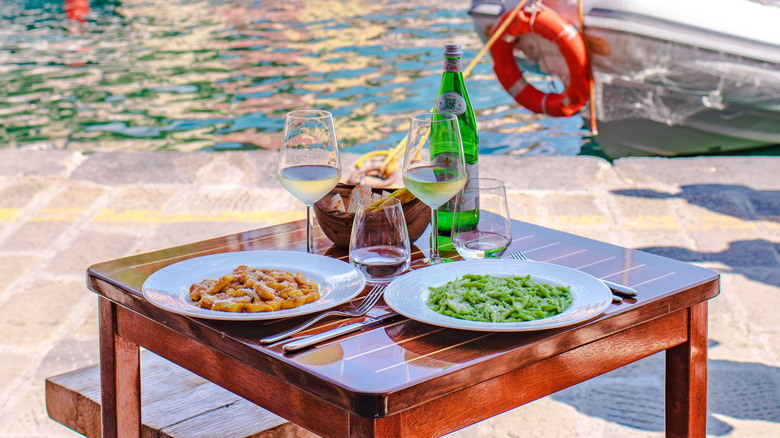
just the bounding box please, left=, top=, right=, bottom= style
left=433, top=43, right=479, bottom=234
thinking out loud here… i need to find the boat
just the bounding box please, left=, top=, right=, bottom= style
left=468, top=0, right=780, bottom=159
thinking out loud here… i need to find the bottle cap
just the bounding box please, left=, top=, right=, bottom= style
left=443, top=43, right=463, bottom=58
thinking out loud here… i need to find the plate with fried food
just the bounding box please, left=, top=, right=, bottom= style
left=142, top=251, right=366, bottom=320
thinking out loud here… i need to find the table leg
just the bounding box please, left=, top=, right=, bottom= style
left=99, top=298, right=141, bottom=437
left=349, top=413, right=401, bottom=437
left=666, top=301, right=708, bottom=438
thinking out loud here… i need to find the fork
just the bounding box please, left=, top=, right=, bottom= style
left=509, top=250, right=635, bottom=303
left=259, top=284, right=386, bottom=344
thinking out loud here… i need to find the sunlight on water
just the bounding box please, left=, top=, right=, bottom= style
left=0, top=0, right=591, bottom=155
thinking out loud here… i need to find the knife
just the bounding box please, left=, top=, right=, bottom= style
left=602, top=280, right=638, bottom=298
left=283, top=313, right=398, bottom=352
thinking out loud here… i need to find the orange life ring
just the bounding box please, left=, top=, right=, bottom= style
left=489, top=7, right=590, bottom=117
left=64, top=0, right=90, bottom=23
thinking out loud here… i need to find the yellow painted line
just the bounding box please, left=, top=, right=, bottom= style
left=695, top=215, right=760, bottom=230
left=626, top=215, right=682, bottom=230
left=30, top=208, right=85, bottom=222
left=0, top=208, right=774, bottom=231
left=0, top=208, right=21, bottom=223
left=516, top=215, right=771, bottom=231
left=93, top=209, right=305, bottom=223
left=554, top=215, right=608, bottom=228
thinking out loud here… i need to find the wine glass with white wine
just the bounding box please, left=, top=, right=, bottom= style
left=278, top=110, right=342, bottom=253
left=401, top=111, right=466, bottom=264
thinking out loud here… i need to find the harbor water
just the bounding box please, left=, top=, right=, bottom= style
left=0, top=0, right=595, bottom=157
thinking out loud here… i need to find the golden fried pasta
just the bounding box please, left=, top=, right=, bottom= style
left=189, top=265, right=320, bottom=313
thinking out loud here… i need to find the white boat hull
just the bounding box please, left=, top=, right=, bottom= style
left=470, top=0, right=780, bottom=158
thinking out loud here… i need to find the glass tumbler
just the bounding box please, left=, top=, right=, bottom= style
left=452, top=178, right=512, bottom=259
left=349, top=197, right=411, bottom=283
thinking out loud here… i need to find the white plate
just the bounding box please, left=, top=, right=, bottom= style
left=142, top=250, right=366, bottom=321
left=384, top=259, right=611, bottom=331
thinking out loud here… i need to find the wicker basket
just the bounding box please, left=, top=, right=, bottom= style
left=314, top=183, right=430, bottom=248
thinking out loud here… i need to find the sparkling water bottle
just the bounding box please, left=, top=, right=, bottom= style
left=433, top=43, right=479, bottom=234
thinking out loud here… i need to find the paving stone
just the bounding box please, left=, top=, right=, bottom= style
left=191, top=152, right=263, bottom=187
left=486, top=155, right=613, bottom=191
left=0, top=178, right=54, bottom=209
left=552, top=355, right=667, bottom=433
left=621, top=230, right=698, bottom=256
left=557, top=228, right=625, bottom=247
left=44, top=181, right=106, bottom=210
left=0, top=381, right=79, bottom=437
left=107, top=185, right=179, bottom=211
left=708, top=270, right=780, bottom=363
left=70, top=151, right=214, bottom=185
left=717, top=269, right=780, bottom=343
left=45, top=230, right=139, bottom=275
left=614, top=156, right=780, bottom=189
left=0, top=280, right=87, bottom=348
left=2, top=221, right=73, bottom=251
left=450, top=397, right=658, bottom=438
left=749, top=192, right=780, bottom=222
left=0, top=254, right=42, bottom=290
left=34, top=338, right=100, bottom=383
left=682, top=191, right=755, bottom=220
left=0, top=353, right=37, bottom=396
left=164, top=186, right=298, bottom=213
left=700, top=239, right=780, bottom=267
left=608, top=194, right=690, bottom=228
left=0, top=150, right=84, bottom=177
left=70, top=302, right=99, bottom=339
left=505, top=192, right=542, bottom=219
left=0, top=150, right=778, bottom=437
left=148, top=222, right=270, bottom=251
left=543, top=193, right=606, bottom=218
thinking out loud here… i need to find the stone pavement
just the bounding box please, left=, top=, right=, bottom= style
left=0, top=149, right=778, bottom=437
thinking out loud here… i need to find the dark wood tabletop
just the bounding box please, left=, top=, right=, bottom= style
left=88, top=219, right=719, bottom=437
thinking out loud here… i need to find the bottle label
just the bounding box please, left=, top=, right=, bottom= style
left=431, top=152, right=459, bottom=171
left=444, top=58, right=462, bottom=73
left=436, top=91, right=467, bottom=116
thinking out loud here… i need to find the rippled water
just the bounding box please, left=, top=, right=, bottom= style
left=0, top=0, right=593, bottom=156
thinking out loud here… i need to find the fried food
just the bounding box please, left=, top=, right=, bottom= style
left=189, top=265, right=319, bottom=313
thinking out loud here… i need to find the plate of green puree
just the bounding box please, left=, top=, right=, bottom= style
left=384, top=259, right=612, bottom=332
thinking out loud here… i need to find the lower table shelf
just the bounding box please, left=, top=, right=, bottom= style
left=45, top=349, right=316, bottom=438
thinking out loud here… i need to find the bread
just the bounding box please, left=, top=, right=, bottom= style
left=328, top=193, right=345, bottom=212
left=346, top=184, right=373, bottom=212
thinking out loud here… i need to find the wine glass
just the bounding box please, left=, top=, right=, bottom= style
left=349, top=197, right=411, bottom=283
left=278, top=110, right=342, bottom=253
left=452, top=178, right=512, bottom=259
left=401, top=111, right=466, bottom=264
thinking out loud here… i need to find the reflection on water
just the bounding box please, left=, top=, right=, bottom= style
left=0, top=0, right=590, bottom=155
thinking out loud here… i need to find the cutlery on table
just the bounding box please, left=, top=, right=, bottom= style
left=509, top=250, right=637, bottom=303
left=283, top=312, right=397, bottom=352
left=260, top=284, right=386, bottom=344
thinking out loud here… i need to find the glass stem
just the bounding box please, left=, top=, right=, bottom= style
left=306, top=204, right=314, bottom=253
left=430, top=208, right=440, bottom=263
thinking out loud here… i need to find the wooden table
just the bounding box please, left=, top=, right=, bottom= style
left=87, top=219, right=719, bottom=437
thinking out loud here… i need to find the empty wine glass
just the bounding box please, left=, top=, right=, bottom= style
left=278, top=110, right=342, bottom=253
left=401, top=111, right=466, bottom=264
left=452, top=178, right=512, bottom=259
